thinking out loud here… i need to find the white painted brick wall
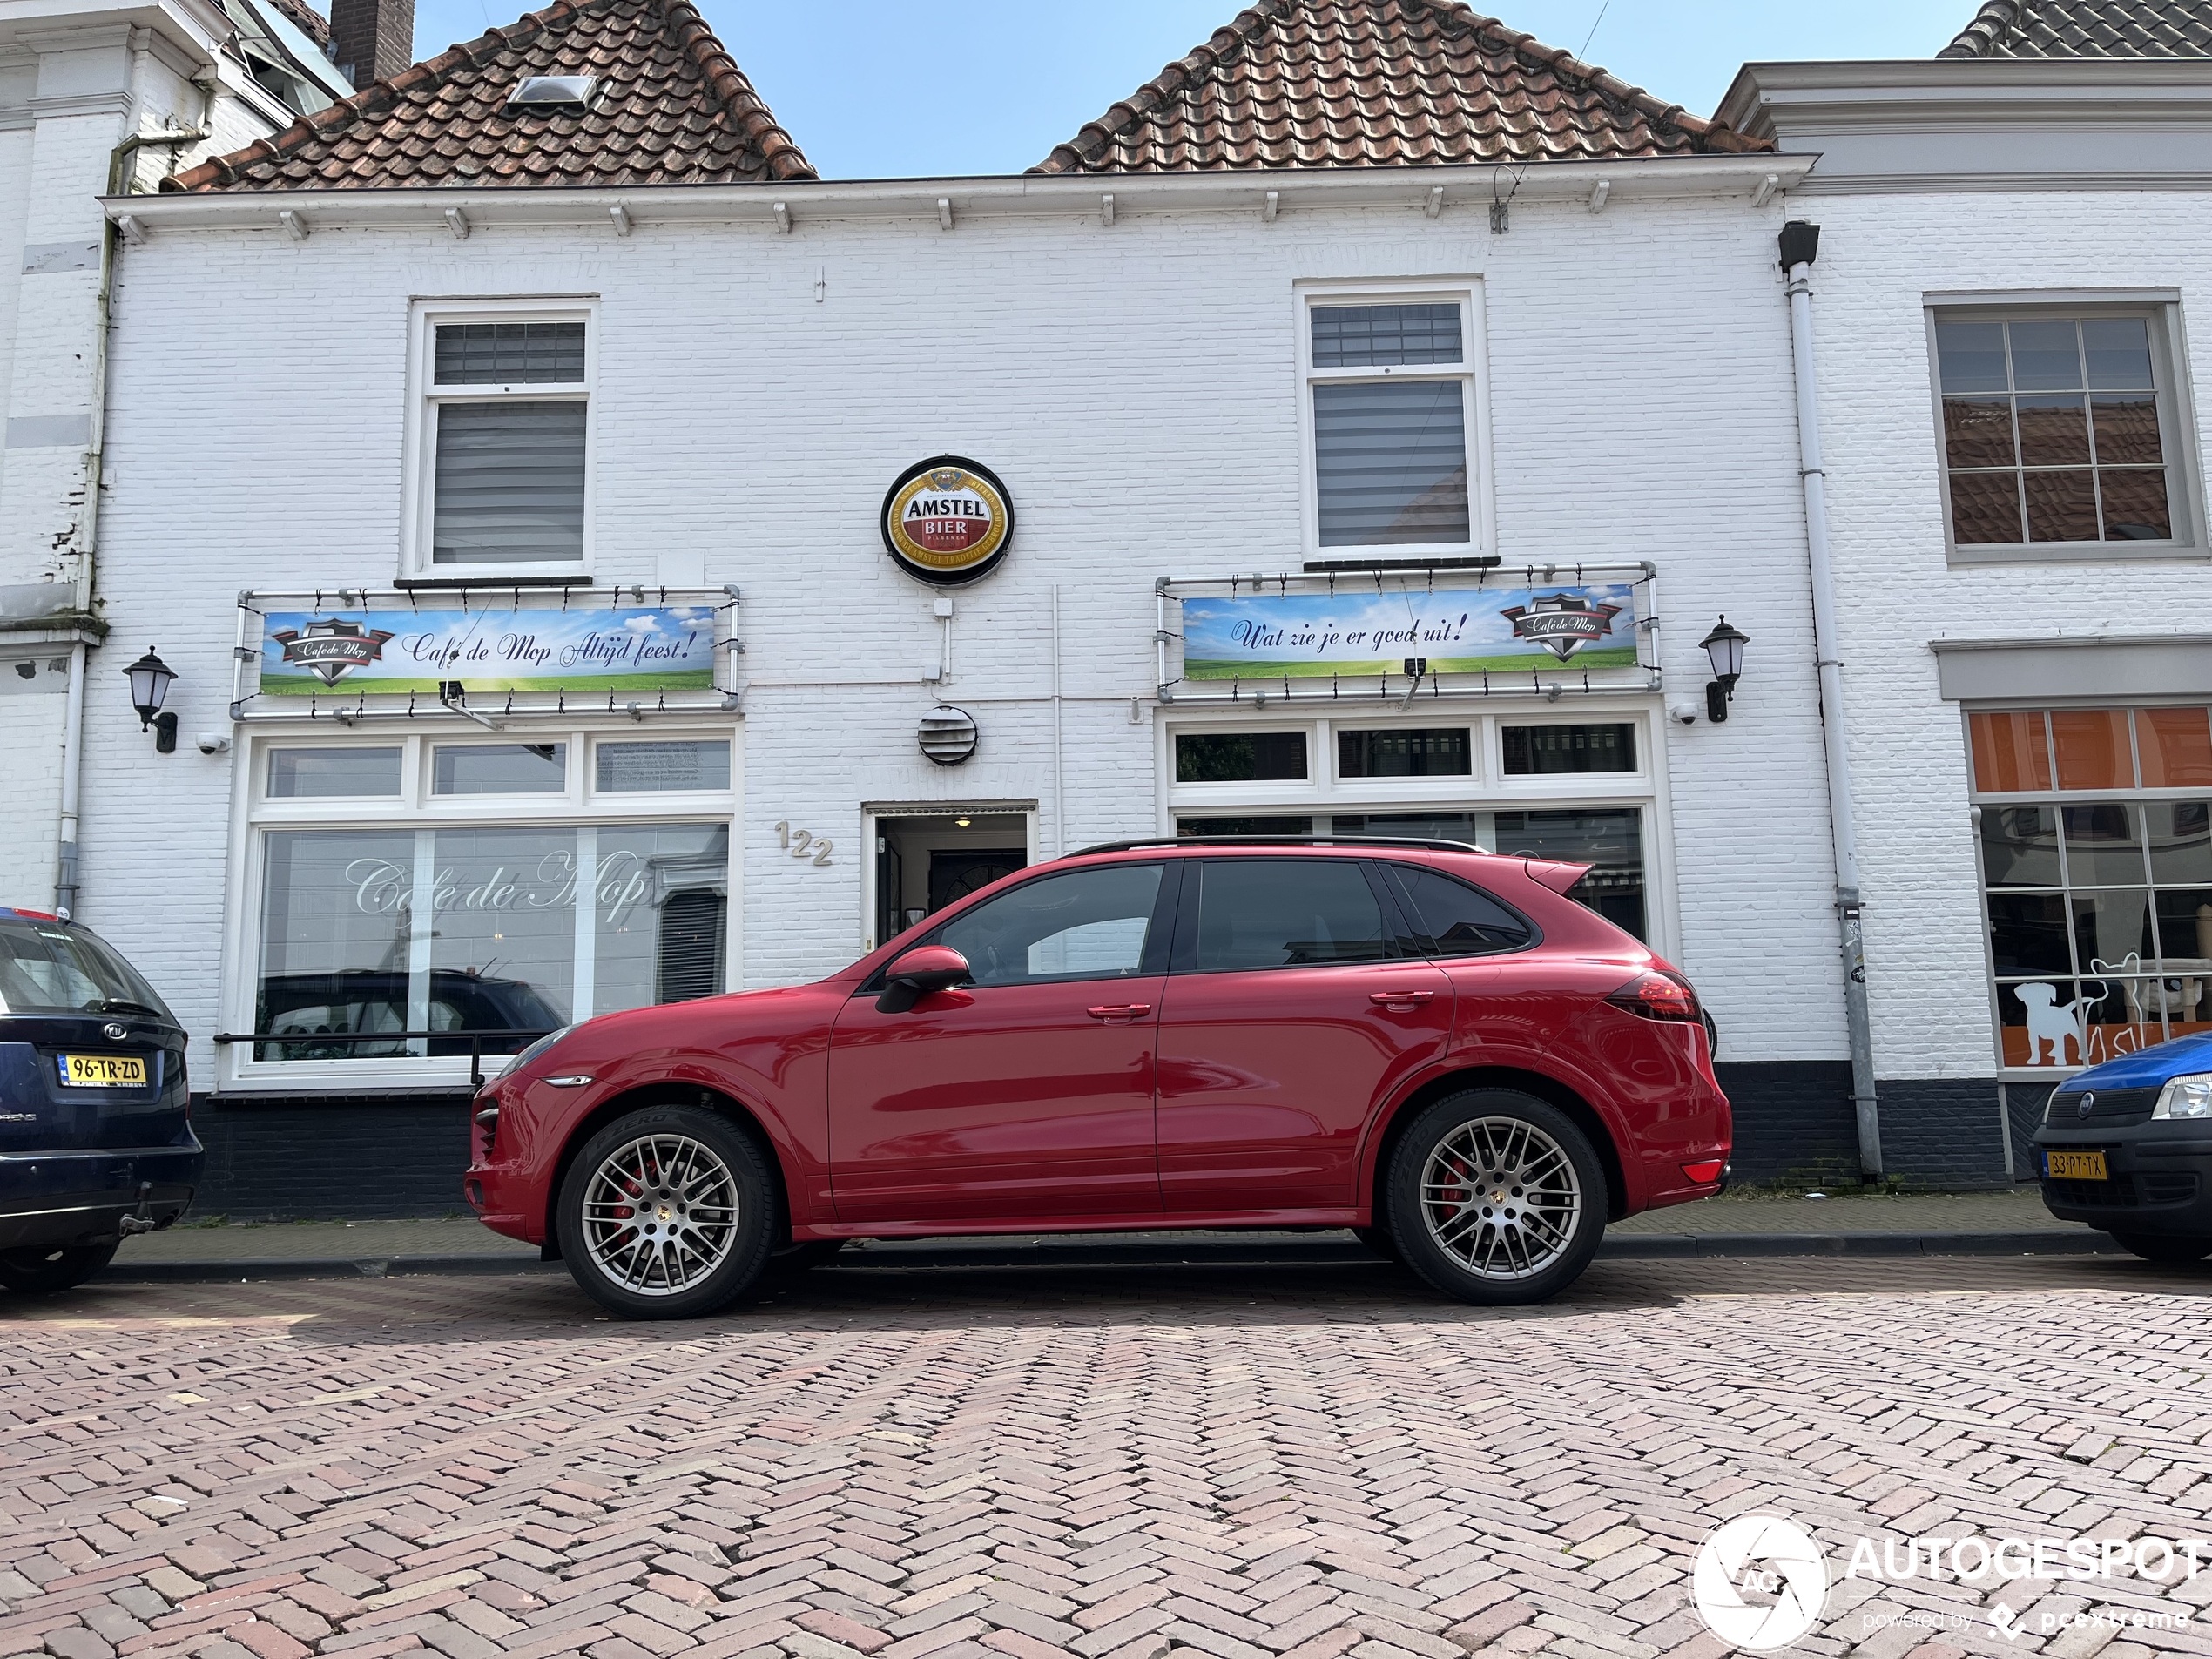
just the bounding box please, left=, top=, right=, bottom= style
left=1801, top=188, right=2212, bottom=1081
left=88, top=188, right=1858, bottom=1085
left=0, top=17, right=294, bottom=929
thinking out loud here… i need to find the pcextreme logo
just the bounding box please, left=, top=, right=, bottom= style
left=1691, top=1515, right=1830, bottom=1651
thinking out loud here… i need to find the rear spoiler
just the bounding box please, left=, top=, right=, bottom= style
left=1523, top=859, right=1591, bottom=895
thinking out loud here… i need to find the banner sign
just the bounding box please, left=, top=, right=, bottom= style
left=1179, top=583, right=1639, bottom=680
left=258, top=606, right=718, bottom=696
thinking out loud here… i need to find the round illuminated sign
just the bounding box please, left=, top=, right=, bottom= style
left=880, top=455, right=1014, bottom=586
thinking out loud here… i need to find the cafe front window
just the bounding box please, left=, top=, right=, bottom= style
left=1970, top=705, right=2212, bottom=1072
left=232, top=730, right=736, bottom=1084
left=1163, top=711, right=1662, bottom=948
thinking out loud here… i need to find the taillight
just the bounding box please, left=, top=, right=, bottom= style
left=1681, top=1160, right=1725, bottom=1184
left=1607, top=970, right=1701, bottom=1023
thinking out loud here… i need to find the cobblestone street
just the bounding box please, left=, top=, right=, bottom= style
left=4, top=1256, right=2211, bottom=1659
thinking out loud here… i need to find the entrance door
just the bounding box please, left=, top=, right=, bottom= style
left=929, top=849, right=1024, bottom=914
left=1155, top=857, right=1453, bottom=1212
left=866, top=811, right=1032, bottom=953
left=828, top=860, right=1176, bottom=1223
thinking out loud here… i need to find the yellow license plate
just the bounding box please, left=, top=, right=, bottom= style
left=58, top=1053, right=146, bottom=1088
left=2046, top=1149, right=2108, bottom=1181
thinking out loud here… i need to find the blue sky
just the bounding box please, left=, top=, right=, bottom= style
left=410, top=1, right=1963, bottom=180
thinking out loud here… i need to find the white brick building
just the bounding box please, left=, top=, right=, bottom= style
left=1723, top=0, right=2212, bottom=1178
left=0, top=0, right=362, bottom=913
left=57, top=0, right=2212, bottom=1214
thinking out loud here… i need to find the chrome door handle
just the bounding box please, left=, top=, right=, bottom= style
left=1087, top=1003, right=1153, bottom=1019
left=1369, top=990, right=1435, bottom=1008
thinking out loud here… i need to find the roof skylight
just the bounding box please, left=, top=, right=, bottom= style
left=508, top=75, right=597, bottom=109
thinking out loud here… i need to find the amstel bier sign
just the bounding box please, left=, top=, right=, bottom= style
left=880, top=455, right=1014, bottom=585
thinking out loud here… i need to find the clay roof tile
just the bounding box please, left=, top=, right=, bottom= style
left=165, top=0, right=813, bottom=192
left=1035, top=0, right=1765, bottom=172
left=1941, top=0, right=2212, bottom=57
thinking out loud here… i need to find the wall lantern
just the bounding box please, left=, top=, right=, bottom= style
left=1698, top=617, right=1749, bottom=724
left=918, top=705, right=978, bottom=766
left=123, top=647, right=179, bottom=753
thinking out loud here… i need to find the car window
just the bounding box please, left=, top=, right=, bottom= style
left=935, top=863, right=1165, bottom=988
left=0, top=920, right=173, bottom=1020
left=1388, top=866, right=1535, bottom=956
left=1192, top=860, right=1394, bottom=971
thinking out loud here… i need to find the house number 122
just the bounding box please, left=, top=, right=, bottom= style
left=774, top=822, right=833, bottom=866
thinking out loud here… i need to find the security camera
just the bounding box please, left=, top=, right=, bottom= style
left=1669, top=704, right=1700, bottom=725
left=196, top=732, right=233, bottom=755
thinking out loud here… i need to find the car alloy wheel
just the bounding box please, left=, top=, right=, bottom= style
left=1419, top=1116, right=1581, bottom=1280
left=558, top=1104, right=778, bottom=1318
left=1384, top=1088, right=1608, bottom=1306
left=582, top=1132, right=740, bottom=1295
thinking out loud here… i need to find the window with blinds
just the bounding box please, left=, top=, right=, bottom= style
left=1306, top=299, right=1473, bottom=550
left=656, top=888, right=727, bottom=1003
left=421, top=316, right=589, bottom=569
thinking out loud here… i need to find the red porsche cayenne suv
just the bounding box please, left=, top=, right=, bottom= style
left=465, top=836, right=1729, bottom=1318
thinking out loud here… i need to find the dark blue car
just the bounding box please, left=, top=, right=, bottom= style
left=2034, top=1032, right=2212, bottom=1263
left=0, top=907, right=202, bottom=1293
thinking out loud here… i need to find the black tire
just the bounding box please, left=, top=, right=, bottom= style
left=1384, top=1089, right=1608, bottom=1305
left=770, top=1239, right=849, bottom=1271
left=2112, top=1232, right=2212, bottom=1264
left=557, top=1105, right=779, bottom=1319
left=1352, top=1226, right=1399, bottom=1262
left=0, top=1238, right=120, bottom=1295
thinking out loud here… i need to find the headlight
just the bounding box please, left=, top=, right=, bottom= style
left=2152, top=1074, right=2212, bottom=1119
left=508, top=1023, right=578, bottom=1072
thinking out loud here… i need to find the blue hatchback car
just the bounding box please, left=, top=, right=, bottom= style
left=0, top=907, right=202, bottom=1293
left=2034, top=1031, right=2212, bottom=1262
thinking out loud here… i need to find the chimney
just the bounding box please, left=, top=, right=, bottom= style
left=329, top=0, right=415, bottom=89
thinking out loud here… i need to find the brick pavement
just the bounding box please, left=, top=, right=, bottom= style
left=4, top=1256, right=2212, bottom=1659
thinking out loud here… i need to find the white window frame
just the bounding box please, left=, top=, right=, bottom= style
left=219, top=723, right=738, bottom=1093
left=1157, top=705, right=1673, bottom=959
left=402, top=298, right=598, bottom=580
left=1924, top=290, right=2205, bottom=565
left=1296, top=279, right=1494, bottom=560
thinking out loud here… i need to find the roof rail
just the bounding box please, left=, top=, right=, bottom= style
left=1069, top=834, right=1490, bottom=856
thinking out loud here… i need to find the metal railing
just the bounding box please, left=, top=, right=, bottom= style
left=211, top=1028, right=557, bottom=1090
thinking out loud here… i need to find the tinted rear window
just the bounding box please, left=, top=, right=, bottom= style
left=0, top=921, right=174, bottom=1021
left=1192, top=860, right=1394, bottom=970
left=1389, top=867, right=1534, bottom=956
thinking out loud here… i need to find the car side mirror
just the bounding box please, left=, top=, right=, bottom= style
left=875, top=945, right=972, bottom=1014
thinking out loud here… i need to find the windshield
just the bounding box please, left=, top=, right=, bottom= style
left=0, top=919, right=176, bottom=1022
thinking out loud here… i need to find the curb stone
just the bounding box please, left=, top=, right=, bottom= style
left=91, top=1228, right=2126, bottom=1284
